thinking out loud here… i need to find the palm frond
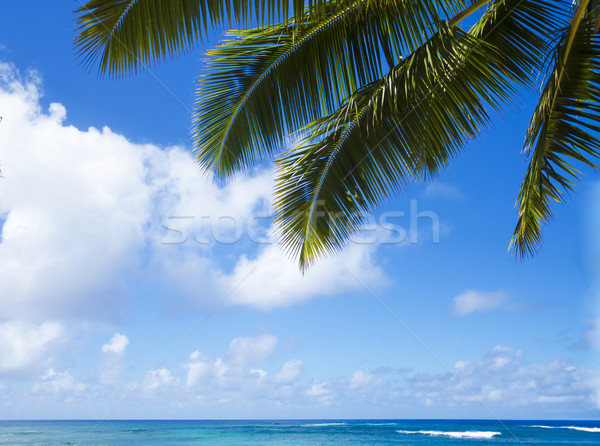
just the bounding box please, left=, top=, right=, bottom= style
left=469, top=0, right=568, bottom=86
left=511, top=5, right=600, bottom=257
left=274, top=0, right=561, bottom=269
left=192, top=0, right=467, bottom=180
left=275, top=22, right=520, bottom=269
left=75, top=0, right=462, bottom=76
left=75, top=0, right=212, bottom=76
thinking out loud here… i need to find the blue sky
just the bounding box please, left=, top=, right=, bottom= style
left=0, top=2, right=598, bottom=420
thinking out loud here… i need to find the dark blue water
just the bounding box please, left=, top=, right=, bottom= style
left=0, top=419, right=598, bottom=445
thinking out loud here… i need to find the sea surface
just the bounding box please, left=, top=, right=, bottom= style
left=0, top=419, right=598, bottom=445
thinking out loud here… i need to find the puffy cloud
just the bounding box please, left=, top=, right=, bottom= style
left=274, top=359, right=303, bottom=384
left=404, top=345, right=598, bottom=417
left=179, top=341, right=600, bottom=417
left=100, top=333, right=130, bottom=384
left=0, top=61, right=387, bottom=323
left=140, top=368, right=179, bottom=394
left=452, top=290, right=510, bottom=316
left=226, top=334, right=277, bottom=365
left=0, top=63, right=158, bottom=321
left=102, top=333, right=129, bottom=355
left=184, top=334, right=283, bottom=391
left=221, top=243, right=386, bottom=309
left=0, top=330, right=597, bottom=419
left=185, top=351, right=212, bottom=388
left=0, top=321, right=65, bottom=377
left=305, top=380, right=334, bottom=405
left=32, top=369, right=85, bottom=394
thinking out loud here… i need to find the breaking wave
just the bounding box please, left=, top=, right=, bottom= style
left=397, top=430, right=501, bottom=439
left=530, top=425, right=600, bottom=433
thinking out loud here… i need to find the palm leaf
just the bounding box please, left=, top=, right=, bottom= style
left=274, top=0, right=560, bottom=269
left=192, top=0, right=467, bottom=180
left=275, top=27, right=505, bottom=269
left=75, top=0, right=213, bottom=76
left=511, top=4, right=600, bottom=257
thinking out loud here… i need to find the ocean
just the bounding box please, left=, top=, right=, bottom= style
left=0, top=419, right=598, bottom=445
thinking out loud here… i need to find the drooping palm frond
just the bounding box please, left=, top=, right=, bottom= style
left=469, top=0, right=568, bottom=86
left=274, top=0, right=558, bottom=269
left=511, top=4, right=600, bottom=257
left=192, top=0, right=467, bottom=180
left=75, top=0, right=212, bottom=76
left=75, top=0, right=325, bottom=76
left=274, top=26, right=513, bottom=269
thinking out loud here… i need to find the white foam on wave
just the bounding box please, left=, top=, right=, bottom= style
left=565, top=426, right=600, bottom=433
left=397, top=430, right=501, bottom=439
left=530, top=425, right=600, bottom=433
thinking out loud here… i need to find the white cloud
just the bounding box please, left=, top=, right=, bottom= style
left=221, top=243, right=386, bottom=309
left=0, top=321, right=65, bottom=376
left=102, top=333, right=129, bottom=355
left=100, top=333, right=129, bottom=384
left=140, top=368, right=178, bottom=394
left=185, top=351, right=212, bottom=388
left=274, top=359, right=302, bottom=384
left=226, top=334, right=277, bottom=365
left=184, top=334, right=283, bottom=391
left=452, top=290, right=510, bottom=316
left=404, top=345, right=598, bottom=417
left=0, top=331, right=597, bottom=419
left=305, top=380, right=334, bottom=405
left=32, top=369, right=85, bottom=394
left=0, top=61, right=387, bottom=322
left=349, top=370, right=375, bottom=388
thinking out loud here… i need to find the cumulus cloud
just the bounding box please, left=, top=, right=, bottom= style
left=452, top=290, right=510, bottom=316
left=226, top=334, right=277, bottom=365
left=305, top=380, right=334, bottom=405
left=0, top=321, right=65, bottom=377
left=32, top=369, right=85, bottom=394
left=0, top=330, right=597, bottom=419
left=274, top=359, right=302, bottom=384
left=102, top=333, right=129, bottom=355
left=404, top=345, right=598, bottom=417
left=100, top=333, right=130, bottom=384
left=0, top=61, right=387, bottom=322
left=140, top=368, right=179, bottom=395
left=184, top=334, right=286, bottom=392
left=220, top=243, right=387, bottom=309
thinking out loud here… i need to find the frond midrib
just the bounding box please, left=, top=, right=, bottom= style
left=77, top=0, right=138, bottom=51
left=105, top=0, right=139, bottom=45
left=215, top=1, right=364, bottom=163
left=511, top=1, right=594, bottom=257
left=549, top=0, right=590, bottom=111
left=301, top=103, right=370, bottom=263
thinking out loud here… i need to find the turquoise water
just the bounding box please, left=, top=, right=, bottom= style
left=0, top=420, right=598, bottom=445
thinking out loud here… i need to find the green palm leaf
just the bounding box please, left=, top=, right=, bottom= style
left=512, top=3, right=600, bottom=257
left=274, top=0, right=561, bottom=269
left=192, top=0, right=467, bottom=180
left=75, top=0, right=213, bottom=76
left=74, top=0, right=407, bottom=76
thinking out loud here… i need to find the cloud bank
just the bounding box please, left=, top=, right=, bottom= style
left=1, top=334, right=596, bottom=419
